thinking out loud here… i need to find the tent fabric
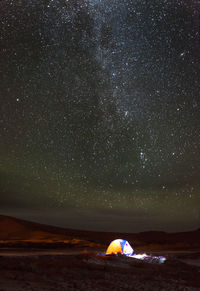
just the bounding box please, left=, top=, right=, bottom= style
left=106, top=239, right=134, bottom=256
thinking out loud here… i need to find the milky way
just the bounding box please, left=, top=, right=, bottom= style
left=0, top=0, right=200, bottom=231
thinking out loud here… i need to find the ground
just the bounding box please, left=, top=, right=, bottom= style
left=0, top=215, right=200, bottom=290
left=0, top=250, right=200, bottom=290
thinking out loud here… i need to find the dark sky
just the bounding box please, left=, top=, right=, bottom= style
left=0, top=0, right=200, bottom=232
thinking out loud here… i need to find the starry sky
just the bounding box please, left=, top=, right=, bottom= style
left=0, top=0, right=200, bottom=232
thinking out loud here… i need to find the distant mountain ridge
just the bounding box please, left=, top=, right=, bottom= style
left=0, top=215, right=199, bottom=250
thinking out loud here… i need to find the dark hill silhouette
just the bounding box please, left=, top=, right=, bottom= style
left=0, top=215, right=199, bottom=250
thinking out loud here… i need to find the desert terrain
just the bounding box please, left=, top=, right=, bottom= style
left=0, top=215, right=200, bottom=290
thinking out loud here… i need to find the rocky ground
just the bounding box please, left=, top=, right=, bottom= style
left=0, top=251, right=200, bottom=290
left=0, top=215, right=200, bottom=290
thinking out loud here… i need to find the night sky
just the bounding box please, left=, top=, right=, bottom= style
left=0, top=0, right=200, bottom=232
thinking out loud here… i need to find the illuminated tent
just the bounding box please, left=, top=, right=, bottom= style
left=106, top=239, right=134, bottom=256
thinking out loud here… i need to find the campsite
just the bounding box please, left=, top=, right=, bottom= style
left=0, top=215, right=200, bottom=290
left=1, top=0, right=200, bottom=289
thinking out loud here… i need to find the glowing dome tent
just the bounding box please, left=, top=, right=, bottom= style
left=106, top=239, right=134, bottom=256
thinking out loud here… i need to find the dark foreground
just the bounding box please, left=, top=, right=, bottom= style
left=0, top=251, right=200, bottom=291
